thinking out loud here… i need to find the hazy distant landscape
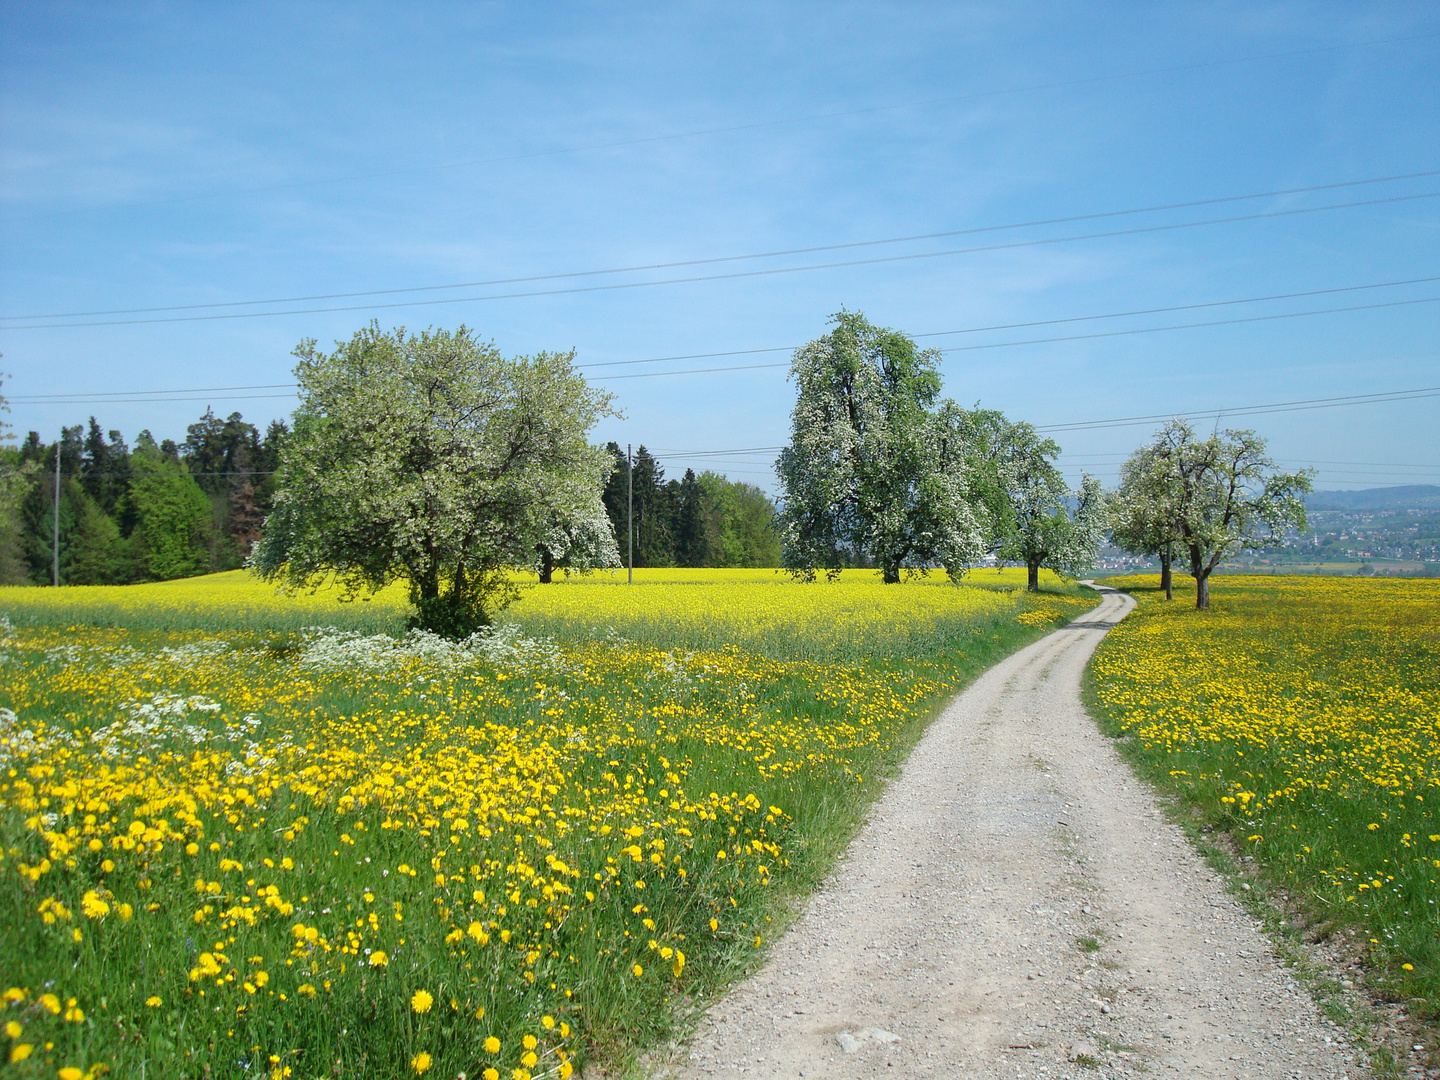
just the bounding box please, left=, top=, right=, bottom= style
left=1098, top=483, right=1440, bottom=576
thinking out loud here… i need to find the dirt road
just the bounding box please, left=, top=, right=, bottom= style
left=671, top=586, right=1364, bottom=1079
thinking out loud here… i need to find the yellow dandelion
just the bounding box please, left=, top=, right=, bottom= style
left=411, top=989, right=434, bottom=1014
left=411, top=1051, right=432, bottom=1073
left=484, top=1036, right=501, bottom=1054
left=368, top=951, right=389, bottom=967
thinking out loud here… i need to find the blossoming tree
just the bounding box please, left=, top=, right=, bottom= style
left=775, top=311, right=985, bottom=583
left=252, top=323, right=617, bottom=636
left=1145, top=419, right=1313, bottom=610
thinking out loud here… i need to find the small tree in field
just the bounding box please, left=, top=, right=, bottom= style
left=534, top=503, right=621, bottom=583
left=252, top=324, right=617, bottom=637
left=1147, top=419, right=1312, bottom=610
left=776, top=310, right=983, bottom=582
left=1110, top=442, right=1185, bottom=600
left=964, top=413, right=1104, bottom=590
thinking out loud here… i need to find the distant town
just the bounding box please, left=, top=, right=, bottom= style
left=1094, top=484, right=1440, bottom=576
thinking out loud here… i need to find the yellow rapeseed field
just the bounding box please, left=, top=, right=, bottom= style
left=1, top=568, right=1092, bottom=1078
left=1089, top=574, right=1440, bottom=1009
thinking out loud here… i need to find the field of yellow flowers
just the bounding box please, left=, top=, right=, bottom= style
left=0, top=567, right=1093, bottom=1079
left=1089, top=574, right=1440, bottom=1016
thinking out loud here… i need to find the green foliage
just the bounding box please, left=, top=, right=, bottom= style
left=599, top=446, right=781, bottom=568
left=252, top=323, right=617, bottom=636
left=696, top=472, right=781, bottom=567
left=125, top=433, right=215, bottom=581
left=0, top=375, right=38, bottom=585
left=674, top=468, right=706, bottom=567
left=631, top=446, right=673, bottom=567
left=65, top=480, right=128, bottom=585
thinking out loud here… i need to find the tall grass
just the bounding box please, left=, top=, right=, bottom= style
left=1, top=570, right=1095, bottom=1078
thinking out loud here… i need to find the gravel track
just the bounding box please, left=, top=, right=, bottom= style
left=668, top=586, right=1366, bottom=1079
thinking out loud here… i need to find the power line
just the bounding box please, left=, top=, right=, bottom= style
left=598, top=292, right=1440, bottom=378
left=1034, top=385, right=1440, bottom=433
left=8, top=392, right=302, bottom=406
left=1063, top=456, right=1438, bottom=468
left=11, top=383, right=300, bottom=403
left=1291, top=459, right=1439, bottom=468
left=13, top=30, right=1435, bottom=223
left=15, top=285, right=1440, bottom=402
left=12, top=273, right=1440, bottom=402
left=572, top=273, right=1440, bottom=370
left=9, top=171, right=1438, bottom=322
left=6, top=190, right=1438, bottom=330
left=648, top=446, right=785, bottom=456
left=594, top=362, right=787, bottom=381
left=644, top=386, right=1440, bottom=453
left=936, top=293, right=1440, bottom=353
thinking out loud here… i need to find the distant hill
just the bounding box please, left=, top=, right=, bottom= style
left=1306, top=485, right=1440, bottom=511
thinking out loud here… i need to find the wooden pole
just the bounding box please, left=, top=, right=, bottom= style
left=627, top=444, right=633, bottom=584
left=51, top=438, right=60, bottom=587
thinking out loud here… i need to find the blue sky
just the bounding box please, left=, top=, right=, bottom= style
left=2, top=2, right=1437, bottom=491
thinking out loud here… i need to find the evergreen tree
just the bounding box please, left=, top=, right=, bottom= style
left=182, top=409, right=264, bottom=571
left=599, top=441, right=629, bottom=560
left=631, top=446, right=673, bottom=567
left=254, top=419, right=290, bottom=519
left=184, top=409, right=261, bottom=497
left=19, top=431, right=44, bottom=466
left=229, top=477, right=267, bottom=560
left=126, top=432, right=215, bottom=581
left=674, top=468, right=708, bottom=567
left=81, top=418, right=132, bottom=518
left=0, top=377, right=39, bottom=584
left=67, top=481, right=128, bottom=584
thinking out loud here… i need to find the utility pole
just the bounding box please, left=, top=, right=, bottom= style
left=51, top=437, right=60, bottom=587
left=627, top=443, right=633, bottom=585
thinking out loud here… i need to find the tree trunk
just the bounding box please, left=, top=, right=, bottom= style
left=1160, top=544, right=1173, bottom=601
left=881, top=559, right=900, bottom=584
left=537, top=545, right=554, bottom=584
left=1027, top=558, right=1040, bottom=591
left=1195, top=571, right=1211, bottom=611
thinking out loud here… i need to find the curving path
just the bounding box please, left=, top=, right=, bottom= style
left=669, top=586, right=1364, bottom=1079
